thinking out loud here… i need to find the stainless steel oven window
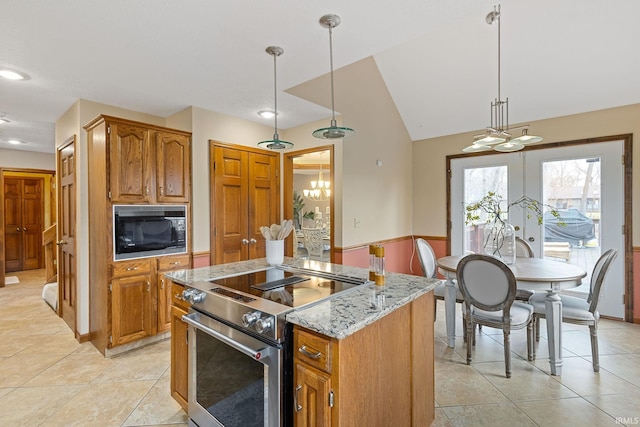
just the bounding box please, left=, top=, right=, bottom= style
left=185, top=312, right=283, bottom=427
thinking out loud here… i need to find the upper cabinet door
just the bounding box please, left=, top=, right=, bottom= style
left=109, top=123, right=152, bottom=203
left=156, top=132, right=191, bottom=203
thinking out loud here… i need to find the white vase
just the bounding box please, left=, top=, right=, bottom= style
left=483, top=222, right=516, bottom=264
left=265, top=239, right=284, bottom=265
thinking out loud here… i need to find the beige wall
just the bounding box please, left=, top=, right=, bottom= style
left=413, top=103, right=640, bottom=240
left=288, top=57, right=414, bottom=248
left=0, top=148, right=54, bottom=169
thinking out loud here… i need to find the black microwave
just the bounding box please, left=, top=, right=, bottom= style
left=113, top=205, right=187, bottom=261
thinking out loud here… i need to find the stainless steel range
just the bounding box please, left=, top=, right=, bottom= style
left=181, top=265, right=369, bottom=427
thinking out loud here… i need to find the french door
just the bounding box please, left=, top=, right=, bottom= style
left=450, top=140, right=625, bottom=319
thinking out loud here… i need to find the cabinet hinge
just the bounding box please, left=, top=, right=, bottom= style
left=329, top=390, right=334, bottom=408
left=276, top=169, right=279, bottom=178
left=109, top=335, right=113, bottom=343
left=108, top=191, right=112, bottom=200
left=213, top=161, right=216, bottom=171
left=109, top=283, right=112, bottom=292
left=622, top=224, right=625, bottom=235
left=213, top=227, right=217, bottom=237
left=107, top=125, right=111, bottom=135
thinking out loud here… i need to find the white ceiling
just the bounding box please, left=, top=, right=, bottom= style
left=1, top=1, right=639, bottom=154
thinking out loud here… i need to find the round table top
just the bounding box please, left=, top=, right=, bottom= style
left=437, top=255, right=587, bottom=288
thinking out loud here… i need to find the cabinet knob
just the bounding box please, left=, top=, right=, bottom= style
left=16, top=227, right=20, bottom=232
left=242, top=239, right=249, bottom=245
left=145, top=185, right=149, bottom=195
left=250, top=238, right=257, bottom=244
left=160, top=279, right=165, bottom=289
left=23, top=227, right=27, bottom=232
left=159, top=186, right=164, bottom=196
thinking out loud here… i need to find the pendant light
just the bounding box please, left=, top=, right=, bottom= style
left=463, top=5, right=542, bottom=153
left=258, top=46, right=293, bottom=150
left=312, top=14, right=355, bottom=140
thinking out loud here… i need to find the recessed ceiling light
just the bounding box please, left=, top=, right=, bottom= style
left=0, top=118, right=9, bottom=124
left=258, top=110, right=276, bottom=119
left=8, top=139, right=23, bottom=145
left=0, top=69, right=28, bottom=80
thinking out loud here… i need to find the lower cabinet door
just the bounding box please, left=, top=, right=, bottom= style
left=171, top=305, right=189, bottom=410
left=294, top=363, right=331, bottom=427
left=111, top=274, right=153, bottom=347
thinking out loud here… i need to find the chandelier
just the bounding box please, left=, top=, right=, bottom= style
left=303, top=156, right=330, bottom=201
left=312, top=14, right=355, bottom=140
left=257, top=46, right=293, bottom=150
left=463, top=5, right=542, bottom=153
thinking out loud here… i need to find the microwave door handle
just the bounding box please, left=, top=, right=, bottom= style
left=182, top=313, right=267, bottom=360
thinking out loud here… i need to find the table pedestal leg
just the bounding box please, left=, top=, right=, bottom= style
left=545, top=288, right=563, bottom=376
left=445, top=277, right=457, bottom=348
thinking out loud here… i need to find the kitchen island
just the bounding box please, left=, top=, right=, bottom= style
left=166, top=257, right=438, bottom=426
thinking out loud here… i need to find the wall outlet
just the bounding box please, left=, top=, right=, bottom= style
left=354, top=217, right=361, bottom=228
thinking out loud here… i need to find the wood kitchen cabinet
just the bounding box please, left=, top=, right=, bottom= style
left=293, top=291, right=435, bottom=427
left=85, top=115, right=192, bottom=355
left=210, top=142, right=279, bottom=265
left=106, top=118, right=191, bottom=204
left=110, top=259, right=154, bottom=347
left=170, top=280, right=189, bottom=410
left=157, top=254, right=191, bottom=333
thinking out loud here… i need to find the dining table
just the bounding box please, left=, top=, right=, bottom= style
left=436, top=255, right=587, bottom=376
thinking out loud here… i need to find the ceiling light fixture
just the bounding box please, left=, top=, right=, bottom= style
left=312, top=14, right=355, bottom=140
left=257, top=46, right=293, bottom=150
left=303, top=153, right=330, bottom=201
left=0, top=69, right=28, bottom=80
left=8, top=139, right=23, bottom=145
left=258, top=110, right=276, bottom=119
left=0, top=116, right=9, bottom=124
left=463, top=5, right=542, bottom=153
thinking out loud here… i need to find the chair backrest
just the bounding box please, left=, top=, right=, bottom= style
left=456, top=254, right=517, bottom=316
left=588, top=249, right=618, bottom=313
left=416, top=238, right=437, bottom=278
left=302, top=228, right=324, bottom=258
left=515, top=237, right=534, bottom=258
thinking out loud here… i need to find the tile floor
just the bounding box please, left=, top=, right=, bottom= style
left=1, top=269, right=640, bottom=426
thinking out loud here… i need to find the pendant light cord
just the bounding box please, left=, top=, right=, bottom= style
left=272, top=51, right=279, bottom=138
left=329, top=24, right=336, bottom=124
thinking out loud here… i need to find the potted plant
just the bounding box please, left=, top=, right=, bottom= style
left=465, top=192, right=563, bottom=262
left=293, top=190, right=316, bottom=229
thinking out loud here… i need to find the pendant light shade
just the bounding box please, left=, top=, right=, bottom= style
left=312, top=14, right=355, bottom=140
left=463, top=5, right=541, bottom=153
left=258, top=46, right=293, bottom=150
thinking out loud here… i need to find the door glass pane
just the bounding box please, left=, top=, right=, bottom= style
left=463, top=166, right=508, bottom=254
left=542, top=157, right=601, bottom=295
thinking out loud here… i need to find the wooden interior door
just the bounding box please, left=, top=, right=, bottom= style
left=210, top=143, right=279, bottom=265
left=3, top=177, right=43, bottom=272
left=57, top=137, right=77, bottom=331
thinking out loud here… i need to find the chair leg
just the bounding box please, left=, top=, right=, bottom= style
left=503, top=330, right=511, bottom=378
left=535, top=316, right=541, bottom=342
left=466, top=317, right=473, bottom=365
left=433, top=299, right=438, bottom=323
left=527, top=320, right=534, bottom=362
left=589, top=323, right=600, bottom=372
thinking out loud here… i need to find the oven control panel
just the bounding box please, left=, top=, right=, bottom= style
left=242, top=310, right=274, bottom=335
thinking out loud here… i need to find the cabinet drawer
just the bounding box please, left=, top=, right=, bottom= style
left=157, top=254, right=191, bottom=271
left=294, top=328, right=332, bottom=374
left=111, top=259, right=152, bottom=278
left=171, top=282, right=190, bottom=311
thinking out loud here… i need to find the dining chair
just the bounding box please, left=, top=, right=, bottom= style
left=515, top=237, right=534, bottom=258
left=456, top=254, right=534, bottom=378
left=514, top=237, right=535, bottom=302
left=529, top=248, right=617, bottom=372
left=415, top=238, right=464, bottom=321
left=302, top=228, right=325, bottom=261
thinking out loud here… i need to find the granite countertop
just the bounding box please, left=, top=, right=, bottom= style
left=165, top=257, right=438, bottom=340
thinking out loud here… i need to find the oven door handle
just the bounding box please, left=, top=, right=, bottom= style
left=182, top=312, right=267, bottom=360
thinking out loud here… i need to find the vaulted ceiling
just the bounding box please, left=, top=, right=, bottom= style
left=1, top=1, right=639, bottom=154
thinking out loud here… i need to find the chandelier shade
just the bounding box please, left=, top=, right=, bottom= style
left=463, top=5, right=542, bottom=153
left=258, top=46, right=293, bottom=150
left=312, top=14, right=355, bottom=140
